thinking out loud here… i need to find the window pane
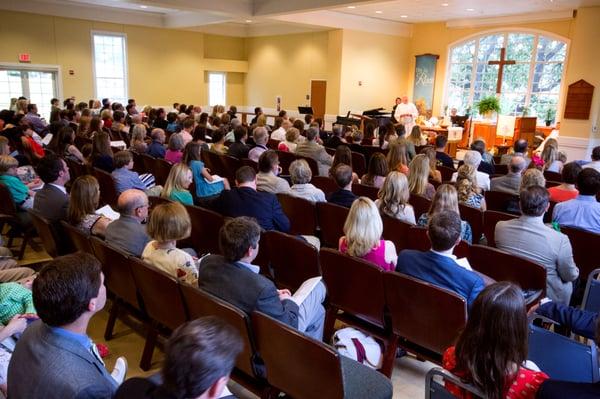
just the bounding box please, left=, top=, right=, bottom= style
left=451, top=40, right=475, bottom=63
left=447, top=89, right=470, bottom=113
left=474, top=64, right=498, bottom=93
left=501, top=63, right=530, bottom=93
left=536, top=37, right=566, bottom=62
left=208, top=72, right=226, bottom=106
left=28, top=71, right=55, bottom=121
left=532, top=62, right=563, bottom=94
left=477, top=34, right=504, bottom=62
left=500, top=93, right=526, bottom=116
left=449, top=64, right=473, bottom=90
left=0, top=70, right=23, bottom=111
left=530, top=94, right=559, bottom=119
left=507, top=33, right=534, bottom=62
left=93, top=33, right=127, bottom=104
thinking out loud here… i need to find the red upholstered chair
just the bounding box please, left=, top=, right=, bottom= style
left=459, top=203, right=484, bottom=244
left=316, top=202, right=349, bottom=248
left=409, top=193, right=432, bottom=220
left=484, top=190, right=520, bottom=214
left=267, top=138, right=280, bottom=150
left=351, top=151, right=366, bottom=177
left=381, top=214, right=412, bottom=252
left=93, top=167, right=119, bottom=208
left=383, top=272, right=467, bottom=365
left=276, top=150, right=295, bottom=175
left=483, top=210, right=518, bottom=247
left=221, top=155, right=242, bottom=182
left=311, top=176, right=338, bottom=197
left=351, top=183, right=379, bottom=201
left=438, top=165, right=455, bottom=182
left=561, top=226, right=600, bottom=280
left=276, top=193, right=318, bottom=236
left=185, top=204, right=224, bottom=255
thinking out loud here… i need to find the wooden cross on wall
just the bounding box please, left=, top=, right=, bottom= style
left=488, top=48, right=516, bottom=94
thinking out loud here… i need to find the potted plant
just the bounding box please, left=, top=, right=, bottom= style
left=545, top=108, right=555, bottom=126
left=476, top=96, right=501, bottom=119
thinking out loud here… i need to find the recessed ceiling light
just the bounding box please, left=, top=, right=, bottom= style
left=441, top=3, right=449, bottom=6
left=139, top=5, right=148, bottom=8
left=375, top=10, right=383, bottom=14
left=400, top=15, right=408, bottom=18
left=466, top=8, right=475, bottom=11
left=347, top=6, right=356, bottom=9
left=245, top=19, right=252, bottom=23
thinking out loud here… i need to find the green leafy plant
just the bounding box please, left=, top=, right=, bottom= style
left=476, top=96, right=501, bottom=116
left=545, top=108, right=556, bottom=122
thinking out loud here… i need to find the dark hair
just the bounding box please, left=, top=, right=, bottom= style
left=183, top=142, right=202, bottom=164
left=363, top=153, right=388, bottom=186
left=304, top=114, right=314, bottom=125
left=33, top=252, right=103, bottom=327
left=435, top=134, right=448, bottom=148
left=193, top=125, right=207, bottom=142
left=561, top=162, right=582, bottom=185
left=330, top=145, right=353, bottom=176
left=114, top=150, right=133, bottom=168
left=519, top=185, right=549, bottom=216
left=51, top=98, right=59, bottom=105
left=592, top=146, right=600, bottom=161
left=394, top=124, right=406, bottom=137
left=198, top=113, right=209, bottom=125
left=162, top=317, right=243, bottom=397
left=27, top=103, right=36, bottom=113
left=179, top=104, right=187, bottom=114
left=113, top=110, right=125, bottom=123
left=514, top=139, right=528, bottom=154
left=455, top=282, right=527, bottom=399
left=235, top=166, right=256, bottom=184
left=211, top=129, right=225, bottom=143
left=332, top=163, right=353, bottom=188
left=292, top=119, right=305, bottom=133
left=258, top=150, right=279, bottom=173
left=254, top=107, right=262, bottom=115
left=128, top=98, right=135, bottom=105
left=577, top=168, right=600, bottom=196
left=219, top=217, right=261, bottom=262
left=428, top=211, right=461, bottom=251
left=125, top=104, right=135, bottom=113
left=470, top=140, right=486, bottom=155
left=35, top=152, right=65, bottom=183
left=183, top=118, right=195, bottom=130
left=278, top=110, right=286, bottom=117
left=234, top=126, right=247, bottom=143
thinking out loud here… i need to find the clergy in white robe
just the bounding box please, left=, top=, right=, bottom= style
left=393, top=96, right=418, bottom=133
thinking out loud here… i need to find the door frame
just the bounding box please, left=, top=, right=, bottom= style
left=0, top=62, right=63, bottom=100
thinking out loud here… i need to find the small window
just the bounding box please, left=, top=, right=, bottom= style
left=208, top=72, right=226, bottom=106
left=92, top=32, right=128, bottom=104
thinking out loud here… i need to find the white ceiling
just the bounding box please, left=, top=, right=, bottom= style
left=3, top=0, right=599, bottom=37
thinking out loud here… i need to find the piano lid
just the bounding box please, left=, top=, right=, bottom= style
left=363, top=107, right=391, bottom=117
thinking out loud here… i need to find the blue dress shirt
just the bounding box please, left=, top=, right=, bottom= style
left=553, top=195, right=600, bottom=234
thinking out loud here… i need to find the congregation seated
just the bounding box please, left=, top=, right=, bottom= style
left=47, top=126, right=85, bottom=163
left=434, top=135, right=454, bottom=169
left=22, top=103, right=47, bottom=134
left=216, top=166, right=290, bottom=232
left=329, top=145, right=359, bottom=184
left=490, top=155, right=527, bottom=195
left=417, top=184, right=473, bottom=244
left=105, top=189, right=151, bottom=257
left=408, top=154, right=437, bottom=201
left=115, top=317, right=242, bottom=399
left=327, top=164, right=358, bottom=208
left=91, top=131, right=114, bottom=172
left=164, top=133, right=184, bottom=164
left=129, top=124, right=147, bottom=154
left=521, top=168, right=546, bottom=191
left=0, top=155, right=38, bottom=210
left=421, top=147, right=442, bottom=183
left=184, top=142, right=228, bottom=203
left=361, top=152, right=387, bottom=189
left=324, top=124, right=344, bottom=149
left=495, top=186, right=578, bottom=305
left=210, top=129, right=228, bottom=156
left=534, top=299, right=597, bottom=340
left=277, top=126, right=300, bottom=153
left=451, top=150, right=490, bottom=191
left=68, top=175, right=113, bottom=238
left=32, top=152, right=70, bottom=222
left=542, top=143, right=564, bottom=173
left=226, top=125, right=250, bottom=159
left=396, top=210, right=485, bottom=308
left=375, top=171, right=416, bottom=224
left=198, top=217, right=326, bottom=340
left=373, top=122, right=397, bottom=150
left=500, top=139, right=531, bottom=166
left=111, top=150, right=160, bottom=196
left=146, top=128, right=166, bottom=158
left=142, top=202, right=198, bottom=284
left=191, top=125, right=210, bottom=151
left=583, top=145, right=600, bottom=173
left=8, top=253, right=126, bottom=398
left=288, top=159, right=325, bottom=202
left=339, top=197, right=397, bottom=271
left=248, top=127, right=268, bottom=162
left=553, top=168, right=600, bottom=234
left=256, top=150, right=291, bottom=194
left=456, top=164, right=486, bottom=211
left=443, top=282, right=548, bottom=399
left=295, top=126, right=333, bottom=176
left=469, top=139, right=495, bottom=175
left=270, top=116, right=287, bottom=141
left=386, top=141, right=409, bottom=175
left=179, top=117, right=194, bottom=146
left=548, top=162, right=581, bottom=202
left=161, top=163, right=194, bottom=205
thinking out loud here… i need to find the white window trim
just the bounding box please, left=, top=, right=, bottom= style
left=208, top=71, right=227, bottom=107
left=0, top=63, right=63, bottom=100
left=442, top=28, right=570, bottom=121
left=90, top=30, right=129, bottom=103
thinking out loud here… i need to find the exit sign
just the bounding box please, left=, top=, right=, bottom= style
left=18, top=53, right=30, bottom=63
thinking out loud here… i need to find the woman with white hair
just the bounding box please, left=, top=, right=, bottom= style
left=451, top=150, right=491, bottom=191
left=338, top=197, right=398, bottom=271
left=289, top=159, right=326, bottom=202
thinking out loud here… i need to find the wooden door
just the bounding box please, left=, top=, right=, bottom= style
left=310, top=80, right=327, bottom=120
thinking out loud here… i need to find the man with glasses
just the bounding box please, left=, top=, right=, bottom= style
left=105, top=189, right=150, bottom=257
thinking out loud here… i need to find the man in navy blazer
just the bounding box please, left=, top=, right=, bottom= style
left=216, top=166, right=290, bottom=232
left=395, top=211, right=485, bottom=308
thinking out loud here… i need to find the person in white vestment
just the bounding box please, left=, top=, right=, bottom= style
left=393, top=96, right=418, bottom=134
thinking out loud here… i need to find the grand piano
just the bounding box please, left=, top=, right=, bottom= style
left=336, top=108, right=391, bottom=130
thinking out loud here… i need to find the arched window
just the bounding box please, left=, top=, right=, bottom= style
left=445, top=31, right=567, bottom=122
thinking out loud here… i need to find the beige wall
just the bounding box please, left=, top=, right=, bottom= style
left=338, top=30, right=411, bottom=115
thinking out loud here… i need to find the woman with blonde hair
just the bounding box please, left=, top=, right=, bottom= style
left=375, top=171, right=416, bottom=224
left=408, top=125, right=427, bottom=146
left=278, top=127, right=299, bottom=153
left=520, top=169, right=546, bottom=191
left=130, top=124, right=148, bottom=154
left=417, top=184, right=473, bottom=243
left=541, top=144, right=563, bottom=173
left=161, top=163, right=194, bottom=205
left=422, top=147, right=442, bottom=183
left=408, top=154, right=436, bottom=200
left=386, top=141, right=410, bottom=175
left=100, top=108, right=113, bottom=129
left=142, top=202, right=198, bottom=284
left=338, top=197, right=398, bottom=271
left=456, top=164, right=486, bottom=210
left=67, top=175, right=113, bottom=237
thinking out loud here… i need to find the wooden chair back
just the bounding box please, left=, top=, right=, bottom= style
left=148, top=195, right=172, bottom=212
left=0, top=183, right=17, bottom=217
left=409, top=193, right=432, bottom=220
left=295, top=155, right=320, bottom=178
left=484, top=190, right=520, bottom=214
left=494, top=164, right=508, bottom=175
left=130, top=151, right=146, bottom=174
left=316, top=202, right=349, bottom=248
left=267, top=138, right=280, bottom=150
left=276, top=150, right=295, bottom=175
left=152, top=158, right=173, bottom=187
left=251, top=311, right=345, bottom=399
left=276, top=193, right=317, bottom=236
left=92, top=167, right=119, bottom=208
left=64, top=158, right=89, bottom=183
left=185, top=205, right=225, bottom=255
left=438, top=166, right=455, bottom=182
left=381, top=214, right=412, bottom=252
left=311, top=176, right=338, bottom=197
left=561, top=226, right=600, bottom=279
left=351, top=151, right=366, bottom=177
left=544, top=170, right=563, bottom=182
left=140, top=153, right=157, bottom=175
left=241, top=158, right=258, bottom=172
left=459, top=203, right=483, bottom=244
left=60, top=221, right=94, bottom=254
left=351, top=183, right=379, bottom=200
left=28, top=209, right=62, bottom=258
left=383, top=272, right=467, bottom=359
left=483, top=210, right=518, bottom=247
left=221, top=155, right=242, bottom=182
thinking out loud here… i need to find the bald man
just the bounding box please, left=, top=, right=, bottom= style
left=491, top=156, right=527, bottom=195
left=104, top=189, right=150, bottom=257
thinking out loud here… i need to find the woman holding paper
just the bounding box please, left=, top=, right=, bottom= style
left=67, top=175, right=113, bottom=237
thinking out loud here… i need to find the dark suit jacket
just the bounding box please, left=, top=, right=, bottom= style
left=33, top=183, right=69, bottom=223
left=216, top=187, right=290, bottom=232
left=435, top=151, right=455, bottom=169
left=198, top=254, right=300, bottom=328
left=8, top=320, right=117, bottom=399
left=395, top=250, right=485, bottom=308
left=458, top=160, right=495, bottom=175
left=536, top=301, right=597, bottom=340
left=115, top=376, right=236, bottom=399
left=327, top=189, right=358, bottom=208
left=537, top=380, right=600, bottom=399
left=227, top=142, right=250, bottom=159
left=146, top=141, right=166, bottom=159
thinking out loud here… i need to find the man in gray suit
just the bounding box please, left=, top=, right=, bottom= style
left=33, top=152, right=70, bottom=223
left=8, top=253, right=127, bottom=399
left=500, top=139, right=531, bottom=166
left=495, top=186, right=579, bottom=304
left=105, top=189, right=150, bottom=257
left=294, top=126, right=333, bottom=177
left=490, top=156, right=526, bottom=195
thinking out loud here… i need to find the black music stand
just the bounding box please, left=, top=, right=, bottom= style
left=298, top=106, right=314, bottom=115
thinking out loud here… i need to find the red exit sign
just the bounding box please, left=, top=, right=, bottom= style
left=18, top=53, right=31, bottom=63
